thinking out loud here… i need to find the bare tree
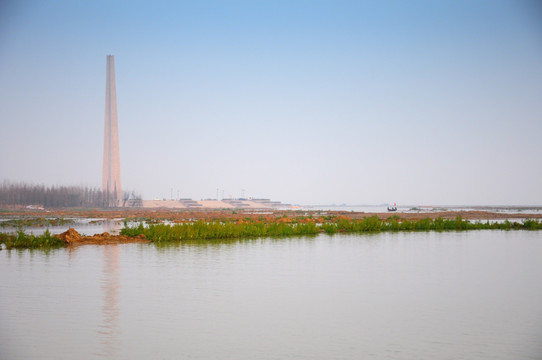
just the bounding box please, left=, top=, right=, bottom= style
left=0, top=180, right=142, bottom=208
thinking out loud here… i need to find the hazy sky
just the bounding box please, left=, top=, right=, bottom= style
left=1, top=0, right=541, bottom=205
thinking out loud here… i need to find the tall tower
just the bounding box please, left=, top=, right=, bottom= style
left=102, top=55, right=122, bottom=207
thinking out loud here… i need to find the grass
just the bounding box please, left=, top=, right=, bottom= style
left=2, top=216, right=542, bottom=249
left=0, top=229, right=66, bottom=250
left=120, top=216, right=542, bottom=243
left=0, top=217, right=74, bottom=228
left=121, top=220, right=320, bottom=242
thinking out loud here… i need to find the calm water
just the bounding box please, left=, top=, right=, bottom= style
left=1, top=231, right=541, bottom=360
left=0, top=218, right=124, bottom=236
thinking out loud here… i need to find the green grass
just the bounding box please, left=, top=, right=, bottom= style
left=0, top=217, right=74, bottom=228
left=121, top=220, right=320, bottom=242
left=2, top=216, right=542, bottom=249
left=120, top=216, right=542, bottom=243
left=0, top=229, right=66, bottom=250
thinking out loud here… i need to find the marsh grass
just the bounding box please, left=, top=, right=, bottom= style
left=0, top=217, right=73, bottom=228
left=121, top=220, right=320, bottom=242
left=0, top=229, right=65, bottom=250
left=2, top=216, right=541, bottom=249
left=121, top=216, right=542, bottom=243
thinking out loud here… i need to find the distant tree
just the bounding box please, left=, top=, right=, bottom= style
left=0, top=180, right=142, bottom=208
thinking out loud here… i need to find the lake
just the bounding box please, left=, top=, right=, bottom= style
left=1, top=231, right=541, bottom=359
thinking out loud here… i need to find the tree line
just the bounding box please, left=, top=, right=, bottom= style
left=0, top=181, right=142, bottom=208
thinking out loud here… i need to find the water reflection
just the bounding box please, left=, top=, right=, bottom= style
left=102, top=219, right=122, bottom=235
left=1, top=232, right=542, bottom=359
left=0, top=218, right=124, bottom=236
left=98, top=245, right=121, bottom=358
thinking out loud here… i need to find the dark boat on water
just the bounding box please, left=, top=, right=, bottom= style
left=387, top=202, right=397, bottom=212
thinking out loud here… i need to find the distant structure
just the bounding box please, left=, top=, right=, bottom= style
left=102, top=55, right=122, bottom=207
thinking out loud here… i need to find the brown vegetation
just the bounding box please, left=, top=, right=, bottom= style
left=2, top=208, right=541, bottom=223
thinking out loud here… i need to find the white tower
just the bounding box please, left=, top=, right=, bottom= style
left=102, top=55, right=122, bottom=206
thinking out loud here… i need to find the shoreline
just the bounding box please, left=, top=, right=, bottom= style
left=2, top=208, right=542, bottom=221
left=1, top=209, right=542, bottom=249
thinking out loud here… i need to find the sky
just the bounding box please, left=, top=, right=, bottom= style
left=1, top=0, right=541, bottom=206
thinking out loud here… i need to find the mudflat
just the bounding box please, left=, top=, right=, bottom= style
left=56, top=228, right=149, bottom=246
left=2, top=208, right=541, bottom=222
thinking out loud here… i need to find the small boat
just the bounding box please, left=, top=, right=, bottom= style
left=387, top=202, right=397, bottom=212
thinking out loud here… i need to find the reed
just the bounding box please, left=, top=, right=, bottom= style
left=120, top=216, right=542, bottom=243
left=0, top=229, right=65, bottom=250
left=2, top=216, right=541, bottom=249
left=0, top=217, right=73, bottom=228
left=121, top=220, right=321, bottom=242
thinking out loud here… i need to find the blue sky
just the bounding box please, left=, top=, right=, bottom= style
left=1, top=0, right=541, bottom=205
